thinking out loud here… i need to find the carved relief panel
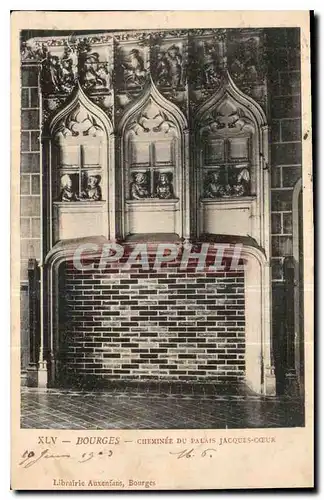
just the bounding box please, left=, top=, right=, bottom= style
left=40, top=41, right=78, bottom=95
left=150, top=33, right=188, bottom=116
left=21, top=29, right=268, bottom=245
left=77, top=39, right=112, bottom=93
left=36, top=37, right=113, bottom=97
left=188, top=30, right=226, bottom=112
left=200, top=98, right=254, bottom=200
left=126, top=99, right=177, bottom=202
left=22, top=29, right=268, bottom=131
left=114, top=34, right=151, bottom=119
left=22, top=35, right=115, bottom=126
left=227, top=29, right=267, bottom=108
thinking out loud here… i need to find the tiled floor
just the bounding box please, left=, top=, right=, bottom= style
left=21, top=385, right=304, bottom=429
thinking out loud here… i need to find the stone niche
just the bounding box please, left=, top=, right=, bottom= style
left=193, top=71, right=270, bottom=251
left=46, top=87, right=115, bottom=245
left=119, top=80, right=189, bottom=239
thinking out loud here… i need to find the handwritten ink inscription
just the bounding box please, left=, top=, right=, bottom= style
left=170, top=448, right=218, bottom=459
left=18, top=435, right=276, bottom=471
left=19, top=448, right=113, bottom=468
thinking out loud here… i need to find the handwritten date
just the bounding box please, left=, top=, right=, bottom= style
left=19, top=448, right=113, bottom=469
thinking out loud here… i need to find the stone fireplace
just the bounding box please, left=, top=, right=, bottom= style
left=22, top=27, right=278, bottom=395
left=42, top=238, right=274, bottom=395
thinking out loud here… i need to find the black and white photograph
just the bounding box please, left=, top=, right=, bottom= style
left=10, top=9, right=313, bottom=491
left=18, top=24, right=306, bottom=431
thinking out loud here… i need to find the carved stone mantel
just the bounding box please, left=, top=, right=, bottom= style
left=22, top=29, right=274, bottom=394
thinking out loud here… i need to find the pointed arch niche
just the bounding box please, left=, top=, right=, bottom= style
left=46, top=87, right=114, bottom=248
left=117, top=79, right=189, bottom=240
left=194, top=72, right=270, bottom=254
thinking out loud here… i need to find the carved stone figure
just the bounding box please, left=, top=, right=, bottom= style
left=80, top=175, right=102, bottom=201
left=122, top=49, right=147, bottom=86
left=42, top=54, right=63, bottom=93
left=232, top=167, right=250, bottom=196
left=60, top=174, right=77, bottom=202
left=155, top=172, right=174, bottom=199
left=130, top=172, right=150, bottom=200
left=164, top=45, right=183, bottom=88
left=155, top=51, right=169, bottom=86
left=80, top=52, right=111, bottom=90
left=21, top=41, right=48, bottom=62
left=204, top=171, right=230, bottom=198
left=202, top=41, right=220, bottom=86
left=60, top=58, right=76, bottom=92
left=60, top=43, right=78, bottom=92
left=41, top=44, right=78, bottom=94
left=230, top=37, right=260, bottom=83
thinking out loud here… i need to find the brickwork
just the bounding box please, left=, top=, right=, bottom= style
left=20, top=64, right=41, bottom=282
left=267, top=28, right=302, bottom=281
left=20, top=64, right=42, bottom=376
left=58, top=253, right=245, bottom=383
left=267, top=28, right=302, bottom=392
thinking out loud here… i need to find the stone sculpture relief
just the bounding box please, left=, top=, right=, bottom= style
left=40, top=41, right=78, bottom=94
left=201, top=41, right=221, bottom=87
left=229, top=36, right=263, bottom=84
left=22, top=28, right=267, bottom=121
left=120, top=48, right=148, bottom=87
left=227, top=32, right=267, bottom=107
left=25, top=36, right=112, bottom=95
left=79, top=52, right=111, bottom=91
left=232, top=167, right=250, bottom=196
left=130, top=171, right=176, bottom=200
left=154, top=51, right=169, bottom=86
left=204, top=171, right=229, bottom=198
left=155, top=172, right=174, bottom=199
left=80, top=175, right=102, bottom=201
left=154, top=45, right=183, bottom=88
left=60, top=174, right=78, bottom=202
left=130, top=172, right=150, bottom=200
left=189, top=39, right=222, bottom=89
left=59, top=173, right=102, bottom=202
left=21, top=40, right=49, bottom=62
left=60, top=43, right=78, bottom=88
left=203, top=167, right=250, bottom=199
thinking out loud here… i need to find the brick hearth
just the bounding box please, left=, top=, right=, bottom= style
left=57, top=254, right=245, bottom=385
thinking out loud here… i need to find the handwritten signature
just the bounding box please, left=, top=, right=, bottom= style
left=19, top=449, right=113, bottom=469
left=169, top=448, right=217, bottom=459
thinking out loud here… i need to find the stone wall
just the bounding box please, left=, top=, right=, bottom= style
left=20, top=63, right=41, bottom=375
left=267, top=28, right=302, bottom=392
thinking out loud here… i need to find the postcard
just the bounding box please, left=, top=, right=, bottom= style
left=11, top=10, right=313, bottom=490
